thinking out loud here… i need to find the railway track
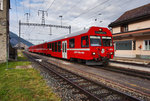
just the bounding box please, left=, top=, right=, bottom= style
left=110, top=60, right=150, bottom=68
left=94, top=65, right=150, bottom=80
left=24, top=52, right=140, bottom=101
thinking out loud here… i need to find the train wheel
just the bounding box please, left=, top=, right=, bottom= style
left=70, top=58, right=74, bottom=62
left=77, top=59, right=85, bottom=63
left=102, top=61, right=109, bottom=66
left=77, top=59, right=82, bottom=63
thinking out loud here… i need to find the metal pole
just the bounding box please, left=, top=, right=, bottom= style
left=59, top=15, right=62, bottom=26
left=61, top=17, right=62, bottom=26
left=69, top=25, right=71, bottom=34
left=25, top=13, right=30, bottom=23
left=19, top=20, right=21, bottom=49
left=49, top=27, right=52, bottom=35
left=6, top=21, right=9, bottom=69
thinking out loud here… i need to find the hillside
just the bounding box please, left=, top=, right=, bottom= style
left=10, top=32, right=33, bottom=47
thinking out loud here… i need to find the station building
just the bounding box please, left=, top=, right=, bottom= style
left=0, top=0, right=10, bottom=63
left=108, top=3, right=150, bottom=59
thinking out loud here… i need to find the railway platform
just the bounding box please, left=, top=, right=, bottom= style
left=111, top=57, right=150, bottom=65
left=110, top=57, right=150, bottom=73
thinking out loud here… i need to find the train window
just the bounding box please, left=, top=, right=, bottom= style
left=69, top=39, right=75, bottom=48
left=47, top=43, right=51, bottom=49
left=50, top=43, right=51, bottom=48
left=55, top=42, right=57, bottom=52
left=65, top=43, right=66, bottom=52
left=47, top=44, right=49, bottom=48
left=62, top=43, right=64, bottom=52
left=90, top=36, right=101, bottom=46
left=58, top=41, right=61, bottom=52
left=52, top=43, right=55, bottom=52
left=102, top=37, right=112, bottom=46
left=81, top=36, right=89, bottom=48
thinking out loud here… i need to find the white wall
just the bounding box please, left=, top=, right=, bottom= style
left=129, top=19, right=150, bottom=31
left=112, top=26, right=120, bottom=34
left=112, top=19, right=150, bottom=34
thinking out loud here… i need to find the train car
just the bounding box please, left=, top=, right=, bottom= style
left=28, top=26, right=114, bottom=65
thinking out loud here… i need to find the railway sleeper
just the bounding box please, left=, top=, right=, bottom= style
left=95, top=92, right=114, bottom=99
left=73, top=80, right=88, bottom=84
left=79, top=84, right=94, bottom=89
left=86, top=86, right=100, bottom=91
left=68, top=78, right=80, bottom=81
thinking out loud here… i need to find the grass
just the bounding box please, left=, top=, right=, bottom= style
left=17, top=50, right=28, bottom=61
left=0, top=50, right=60, bottom=101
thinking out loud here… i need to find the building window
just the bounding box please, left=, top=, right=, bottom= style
left=116, top=40, right=132, bottom=50
left=121, top=24, right=128, bottom=32
left=55, top=42, right=57, bottom=52
left=81, top=36, right=89, bottom=48
left=0, top=0, right=3, bottom=10
left=58, top=41, right=61, bottom=52
left=69, top=38, right=75, bottom=48
left=144, top=40, right=150, bottom=50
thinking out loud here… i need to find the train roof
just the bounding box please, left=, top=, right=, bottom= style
left=30, top=26, right=109, bottom=47
left=49, top=27, right=90, bottom=42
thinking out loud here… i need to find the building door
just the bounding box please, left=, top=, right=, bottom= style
left=62, top=41, right=67, bottom=59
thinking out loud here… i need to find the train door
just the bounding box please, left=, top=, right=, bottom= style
left=62, top=41, right=67, bottom=59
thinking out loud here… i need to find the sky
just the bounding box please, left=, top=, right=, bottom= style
left=10, top=0, right=150, bottom=45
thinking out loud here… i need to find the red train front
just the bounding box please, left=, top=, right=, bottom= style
left=28, top=26, right=114, bottom=66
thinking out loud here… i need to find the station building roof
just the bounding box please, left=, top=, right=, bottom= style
left=109, top=3, right=150, bottom=27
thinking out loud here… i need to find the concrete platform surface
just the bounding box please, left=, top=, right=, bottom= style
left=111, top=57, right=150, bottom=65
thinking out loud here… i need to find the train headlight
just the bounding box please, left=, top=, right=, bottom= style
left=99, top=28, right=102, bottom=31
left=92, top=52, right=96, bottom=55
left=101, top=49, right=105, bottom=53
left=110, top=52, right=113, bottom=55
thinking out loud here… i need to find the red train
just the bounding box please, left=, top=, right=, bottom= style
left=28, top=26, right=114, bottom=65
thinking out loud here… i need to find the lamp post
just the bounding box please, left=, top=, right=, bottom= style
left=59, top=15, right=63, bottom=26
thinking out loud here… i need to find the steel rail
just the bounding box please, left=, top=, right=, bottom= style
left=95, top=66, right=150, bottom=80
left=25, top=52, right=102, bottom=101
left=24, top=52, right=140, bottom=101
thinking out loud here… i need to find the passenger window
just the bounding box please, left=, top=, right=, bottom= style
left=62, top=43, right=64, bottom=52
left=65, top=43, right=66, bottom=52
left=50, top=43, right=51, bottom=48
left=81, top=36, right=89, bottom=47
left=58, top=41, right=61, bottom=52
left=55, top=42, right=57, bottom=52
left=69, top=38, right=75, bottom=48
left=52, top=43, right=55, bottom=52
left=47, top=44, right=49, bottom=48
